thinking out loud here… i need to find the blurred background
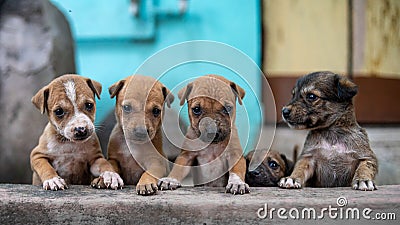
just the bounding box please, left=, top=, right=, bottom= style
left=0, top=0, right=399, bottom=185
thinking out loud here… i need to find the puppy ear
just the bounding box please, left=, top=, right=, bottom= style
left=281, top=154, right=295, bottom=176
left=178, top=82, right=193, bottom=106
left=230, top=82, right=245, bottom=105
left=162, top=86, right=174, bottom=108
left=109, top=80, right=125, bottom=99
left=86, top=79, right=102, bottom=99
left=335, top=75, right=358, bottom=101
left=32, top=86, right=50, bottom=114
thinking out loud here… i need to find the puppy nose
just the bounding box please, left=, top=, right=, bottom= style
left=74, top=127, right=88, bottom=138
left=133, top=127, right=148, bottom=138
left=282, top=107, right=291, bottom=119
left=250, top=169, right=260, bottom=176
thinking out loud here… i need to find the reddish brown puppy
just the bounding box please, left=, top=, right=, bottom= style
left=158, top=75, right=249, bottom=195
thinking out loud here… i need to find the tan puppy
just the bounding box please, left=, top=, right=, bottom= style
left=93, top=75, right=174, bottom=195
left=158, top=75, right=250, bottom=195
left=30, top=74, right=124, bottom=190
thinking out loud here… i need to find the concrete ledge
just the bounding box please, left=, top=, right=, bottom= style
left=1, top=184, right=399, bottom=224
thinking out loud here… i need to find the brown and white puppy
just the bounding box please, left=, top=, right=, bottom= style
left=245, top=148, right=295, bottom=187
left=30, top=74, right=124, bottom=190
left=279, top=71, right=378, bottom=191
left=158, top=75, right=250, bottom=195
left=93, top=75, right=174, bottom=195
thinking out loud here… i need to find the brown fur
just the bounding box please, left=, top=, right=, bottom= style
left=158, top=75, right=249, bottom=194
left=280, top=71, right=378, bottom=190
left=245, top=149, right=295, bottom=187
left=30, top=74, right=121, bottom=190
left=92, top=75, right=174, bottom=195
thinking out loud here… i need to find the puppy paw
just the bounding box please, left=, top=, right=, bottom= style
left=279, top=177, right=302, bottom=189
left=136, top=182, right=158, bottom=196
left=43, top=176, right=68, bottom=191
left=352, top=179, right=376, bottom=191
left=225, top=173, right=250, bottom=195
left=157, top=177, right=181, bottom=191
left=91, top=177, right=107, bottom=189
left=92, top=171, right=124, bottom=190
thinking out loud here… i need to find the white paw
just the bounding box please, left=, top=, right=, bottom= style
left=225, top=173, right=250, bottom=195
left=352, top=179, right=376, bottom=191
left=99, top=171, right=124, bottom=190
left=42, top=176, right=68, bottom=191
left=279, top=177, right=302, bottom=189
left=158, top=177, right=181, bottom=190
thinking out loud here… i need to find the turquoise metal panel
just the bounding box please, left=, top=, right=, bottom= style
left=49, top=0, right=262, bottom=151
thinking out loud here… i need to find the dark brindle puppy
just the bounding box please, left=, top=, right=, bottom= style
left=245, top=149, right=295, bottom=187
left=279, top=71, right=378, bottom=191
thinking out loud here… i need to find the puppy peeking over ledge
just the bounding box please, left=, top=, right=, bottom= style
left=245, top=147, right=297, bottom=187
left=30, top=75, right=124, bottom=190
left=279, top=71, right=378, bottom=191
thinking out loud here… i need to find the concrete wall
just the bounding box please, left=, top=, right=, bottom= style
left=263, top=0, right=348, bottom=76
left=263, top=0, right=400, bottom=78
left=0, top=0, right=76, bottom=183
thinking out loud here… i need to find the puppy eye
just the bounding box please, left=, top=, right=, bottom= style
left=54, top=108, right=65, bottom=118
left=85, top=102, right=94, bottom=111
left=123, top=105, right=132, bottom=113
left=306, top=93, right=319, bottom=101
left=152, top=107, right=161, bottom=117
left=192, top=106, right=202, bottom=116
left=268, top=160, right=279, bottom=170
left=222, top=105, right=232, bottom=115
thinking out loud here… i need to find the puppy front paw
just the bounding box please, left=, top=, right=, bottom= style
left=279, top=177, right=302, bottom=189
left=43, top=176, right=68, bottom=191
left=225, top=173, right=250, bottom=195
left=136, top=182, right=158, bottom=196
left=352, top=179, right=376, bottom=191
left=92, top=171, right=124, bottom=190
left=157, top=177, right=181, bottom=191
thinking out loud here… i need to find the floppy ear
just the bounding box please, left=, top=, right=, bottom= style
left=162, top=86, right=174, bottom=108
left=86, top=79, right=102, bottom=99
left=335, top=75, right=358, bottom=101
left=108, top=80, right=126, bottom=99
left=178, top=82, right=193, bottom=106
left=230, top=82, right=245, bottom=105
left=32, top=86, right=50, bottom=114
left=281, top=154, right=295, bottom=176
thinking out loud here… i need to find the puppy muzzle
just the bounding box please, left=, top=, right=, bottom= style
left=198, top=117, right=226, bottom=143
left=127, top=126, right=152, bottom=143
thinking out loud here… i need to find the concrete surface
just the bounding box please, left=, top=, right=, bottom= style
left=0, top=184, right=399, bottom=224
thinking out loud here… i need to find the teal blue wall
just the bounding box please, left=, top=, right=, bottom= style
left=50, top=0, right=263, bottom=151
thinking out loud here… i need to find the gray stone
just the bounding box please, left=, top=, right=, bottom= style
left=0, top=0, right=75, bottom=183
left=0, top=184, right=399, bottom=224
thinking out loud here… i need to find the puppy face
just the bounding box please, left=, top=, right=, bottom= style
left=245, top=150, right=294, bottom=187
left=109, top=75, right=174, bottom=144
left=178, top=75, right=245, bottom=143
left=282, top=71, right=358, bottom=130
left=32, top=75, right=102, bottom=142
